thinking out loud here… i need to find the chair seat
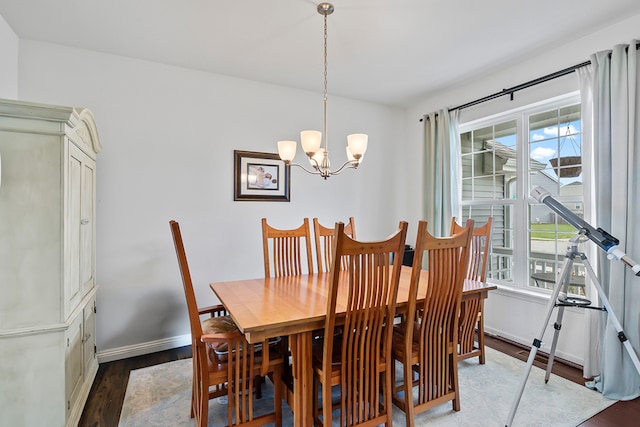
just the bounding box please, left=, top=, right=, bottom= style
left=391, top=322, right=420, bottom=361
left=202, top=314, right=238, bottom=361
left=392, top=322, right=455, bottom=361
left=205, top=315, right=281, bottom=362
left=207, top=340, right=285, bottom=374
left=312, top=333, right=388, bottom=381
left=203, top=313, right=239, bottom=334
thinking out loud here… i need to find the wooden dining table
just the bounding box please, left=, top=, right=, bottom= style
left=210, top=265, right=497, bottom=427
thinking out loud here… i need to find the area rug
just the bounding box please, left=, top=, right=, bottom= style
left=118, top=347, right=615, bottom=426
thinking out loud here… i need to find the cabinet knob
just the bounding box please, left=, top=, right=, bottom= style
left=82, top=333, right=92, bottom=343
left=80, top=219, right=90, bottom=225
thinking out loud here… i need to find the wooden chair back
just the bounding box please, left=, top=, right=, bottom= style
left=451, top=216, right=493, bottom=363
left=392, top=219, right=473, bottom=424
left=170, top=220, right=205, bottom=341
left=319, top=221, right=408, bottom=426
left=312, top=217, right=356, bottom=273
left=170, top=220, right=282, bottom=427
left=451, top=216, right=493, bottom=282
left=262, top=218, right=314, bottom=277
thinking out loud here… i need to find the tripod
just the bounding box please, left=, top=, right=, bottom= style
left=505, top=232, right=640, bottom=426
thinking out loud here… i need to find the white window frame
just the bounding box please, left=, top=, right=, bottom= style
left=458, top=92, right=584, bottom=294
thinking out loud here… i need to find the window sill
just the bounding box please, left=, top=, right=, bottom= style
left=489, top=281, right=587, bottom=314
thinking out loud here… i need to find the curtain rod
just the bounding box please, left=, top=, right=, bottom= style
left=420, top=42, right=640, bottom=122
left=449, top=60, right=590, bottom=112
left=419, top=61, right=588, bottom=122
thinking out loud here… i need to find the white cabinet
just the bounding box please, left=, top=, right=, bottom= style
left=0, top=99, right=102, bottom=427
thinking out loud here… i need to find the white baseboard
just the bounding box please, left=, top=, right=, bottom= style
left=484, top=326, right=583, bottom=366
left=97, top=334, right=191, bottom=363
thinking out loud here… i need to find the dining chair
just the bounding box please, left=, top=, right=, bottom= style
left=261, top=217, right=315, bottom=388
left=451, top=216, right=493, bottom=364
left=170, top=220, right=283, bottom=427
left=312, top=221, right=408, bottom=427
left=391, top=219, right=473, bottom=427
left=312, top=217, right=356, bottom=273
left=261, top=217, right=314, bottom=277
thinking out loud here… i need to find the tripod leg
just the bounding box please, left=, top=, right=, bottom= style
left=544, top=306, right=566, bottom=383
left=505, top=255, right=574, bottom=427
left=544, top=260, right=575, bottom=383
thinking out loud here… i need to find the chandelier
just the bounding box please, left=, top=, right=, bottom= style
left=277, top=2, right=368, bottom=180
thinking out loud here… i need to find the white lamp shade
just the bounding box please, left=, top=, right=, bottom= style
left=277, top=140, right=297, bottom=162
left=300, top=130, right=322, bottom=154
left=347, top=133, right=368, bottom=158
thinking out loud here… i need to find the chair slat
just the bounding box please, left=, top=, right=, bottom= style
left=312, top=217, right=356, bottom=273
left=262, top=218, right=313, bottom=278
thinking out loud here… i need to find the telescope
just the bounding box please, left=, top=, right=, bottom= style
left=507, top=187, right=640, bottom=427
left=531, top=186, right=640, bottom=276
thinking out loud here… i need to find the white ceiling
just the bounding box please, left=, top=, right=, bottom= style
left=2, top=0, right=640, bottom=107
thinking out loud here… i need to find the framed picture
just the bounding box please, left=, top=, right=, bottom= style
left=234, top=150, right=290, bottom=201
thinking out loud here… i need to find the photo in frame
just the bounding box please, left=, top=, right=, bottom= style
left=234, top=150, right=290, bottom=201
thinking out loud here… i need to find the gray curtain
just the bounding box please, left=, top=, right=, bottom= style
left=422, top=108, right=460, bottom=237
left=576, top=65, right=603, bottom=380
left=583, top=41, right=640, bottom=400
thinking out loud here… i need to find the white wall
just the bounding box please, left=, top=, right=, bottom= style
left=0, top=14, right=18, bottom=99
left=404, top=12, right=640, bottom=364
left=16, top=41, right=406, bottom=359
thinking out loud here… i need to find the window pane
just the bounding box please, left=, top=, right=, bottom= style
left=461, top=204, right=513, bottom=284
left=527, top=103, right=583, bottom=295
left=529, top=105, right=582, bottom=190
left=529, top=203, right=585, bottom=296
left=460, top=120, right=516, bottom=280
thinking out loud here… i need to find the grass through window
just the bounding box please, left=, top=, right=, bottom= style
left=530, top=223, right=577, bottom=239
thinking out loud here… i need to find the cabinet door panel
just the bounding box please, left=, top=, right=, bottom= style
left=68, top=147, right=82, bottom=309
left=65, top=313, right=83, bottom=417
left=80, top=159, right=95, bottom=295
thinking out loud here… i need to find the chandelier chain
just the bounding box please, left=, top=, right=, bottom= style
left=323, top=10, right=329, bottom=154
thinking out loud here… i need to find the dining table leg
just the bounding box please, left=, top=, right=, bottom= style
left=288, top=330, right=314, bottom=427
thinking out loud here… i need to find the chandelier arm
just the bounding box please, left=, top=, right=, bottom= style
left=287, top=159, right=359, bottom=177
left=327, top=160, right=359, bottom=175
left=288, top=162, right=326, bottom=176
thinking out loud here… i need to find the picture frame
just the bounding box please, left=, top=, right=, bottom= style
left=234, top=150, right=290, bottom=201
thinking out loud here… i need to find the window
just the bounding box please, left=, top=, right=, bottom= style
left=459, top=94, right=586, bottom=295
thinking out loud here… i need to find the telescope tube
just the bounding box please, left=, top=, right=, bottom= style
left=531, top=186, right=640, bottom=275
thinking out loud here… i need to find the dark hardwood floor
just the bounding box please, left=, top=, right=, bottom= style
left=79, top=346, right=193, bottom=427
left=79, top=335, right=639, bottom=426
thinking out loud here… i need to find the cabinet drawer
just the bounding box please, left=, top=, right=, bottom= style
left=65, top=313, right=83, bottom=416
left=83, top=297, right=97, bottom=373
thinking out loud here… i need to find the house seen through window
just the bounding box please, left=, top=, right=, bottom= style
left=459, top=95, right=586, bottom=295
